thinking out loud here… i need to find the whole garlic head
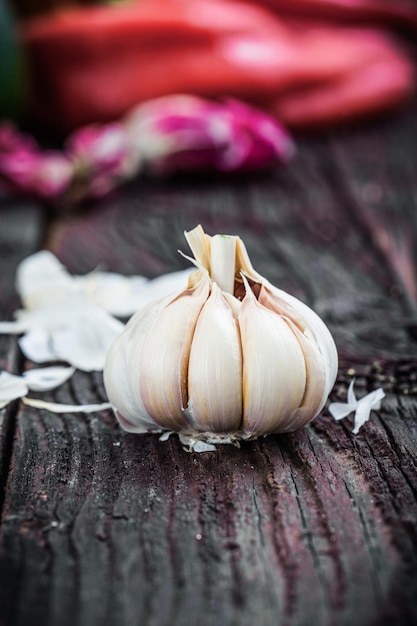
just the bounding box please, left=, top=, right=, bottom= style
left=104, top=225, right=338, bottom=442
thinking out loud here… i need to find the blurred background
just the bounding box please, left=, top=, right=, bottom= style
left=1, top=0, right=416, bottom=202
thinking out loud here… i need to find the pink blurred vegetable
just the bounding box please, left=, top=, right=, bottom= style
left=0, top=123, right=72, bottom=197
left=67, top=123, right=133, bottom=196
left=0, top=96, right=293, bottom=205
left=126, top=95, right=294, bottom=174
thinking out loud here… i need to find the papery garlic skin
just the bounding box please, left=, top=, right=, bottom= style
left=104, top=225, right=338, bottom=440
left=187, top=282, right=243, bottom=433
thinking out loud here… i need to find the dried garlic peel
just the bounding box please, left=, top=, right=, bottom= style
left=103, top=225, right=338, bottom=442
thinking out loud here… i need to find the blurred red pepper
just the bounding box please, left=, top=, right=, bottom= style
left=19, top=0, right=416, bottom=133
left=252, top=0, right=417, bottom=32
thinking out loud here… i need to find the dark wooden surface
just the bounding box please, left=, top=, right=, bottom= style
left=1, top=102, right=417, bottom=626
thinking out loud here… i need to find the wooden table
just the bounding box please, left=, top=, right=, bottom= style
left=1, top=101, right=417, bottom=626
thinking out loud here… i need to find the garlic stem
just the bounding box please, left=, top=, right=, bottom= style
left=210, top=234, right=237, bottom=295
left=184, top=225, right=210, bottom=269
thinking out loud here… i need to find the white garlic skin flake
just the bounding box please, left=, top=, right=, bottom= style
left=103, top=225, right=338, bottom=440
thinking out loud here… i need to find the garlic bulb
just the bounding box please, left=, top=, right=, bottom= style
left=104, top=225, right=338, bottom=442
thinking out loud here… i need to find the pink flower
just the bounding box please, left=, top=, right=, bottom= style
left=67, top=123, right=133, bottom=197
left=125, top=95, right=294, bottom=174
left=0, top=123, right=73, bottom=198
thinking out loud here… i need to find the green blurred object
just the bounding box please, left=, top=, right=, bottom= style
left=0, top=0, right=26, bottom=121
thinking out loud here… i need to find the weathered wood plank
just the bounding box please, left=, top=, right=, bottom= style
left=1, top=103, right=417, bottom=626
left=0, top=371, right=416, bottom=626
left=328, top=104, right=417, bottom=340
left=0, top=200, right=45, bottom=512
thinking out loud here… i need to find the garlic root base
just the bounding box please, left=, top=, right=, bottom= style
left=161, top=429, right=260, bottom=452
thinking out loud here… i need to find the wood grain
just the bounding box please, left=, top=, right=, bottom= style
left=0, top=199, right=45, bottom=516
left=1, top=106, right=417, bottom=626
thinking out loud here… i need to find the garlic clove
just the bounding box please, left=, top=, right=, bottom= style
left=103, top=295, right=173, bottom=431
left=280, top=320, right=327, bottom=432
left=257, top=285, right=328, bottom=431
left=239, top=281, right=306, bottom=434
left=137, top=275, right=210, bottom=431
left=264, top=282, right=338, bottom=402
left=235, top=233, right=338, bottom=405
left=187, top=282, right=243, bottom=432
